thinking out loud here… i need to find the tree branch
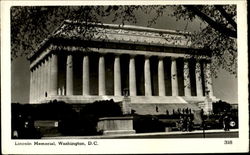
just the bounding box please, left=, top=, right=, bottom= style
left=184, top=5, right=237, bottom=38
left=214, top=5, right=237, bottom=30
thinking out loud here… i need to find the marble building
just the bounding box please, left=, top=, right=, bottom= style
left=28, top=20, right=216, bottom=114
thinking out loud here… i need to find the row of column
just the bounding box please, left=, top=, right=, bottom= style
left=61, top=54, right=213, bottom=97
left=30, top=53, right=214, bottom=102
left=30, top=53, right=58, bottom=102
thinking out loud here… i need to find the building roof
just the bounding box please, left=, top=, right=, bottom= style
left=28, top=20, right=202, bottom=60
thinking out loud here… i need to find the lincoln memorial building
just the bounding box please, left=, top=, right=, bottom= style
left=28, top=20, right=217, bottom=114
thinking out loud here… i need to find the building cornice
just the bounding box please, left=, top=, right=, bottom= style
left=63, top=20, right=191, bottom=35
left=30, top=44, right=210, bottom=70
left=28, top=20, right=199, bottom=60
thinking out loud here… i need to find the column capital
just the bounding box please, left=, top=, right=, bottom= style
left=183, top=57, right=191, bottom=61
left=41, top=60, right=45, bottom=65
left=50, top=50, right=58, bottom=56
left=129, top=54, right=137, bottom=58
left=203, top=59, right=212, bottom=63
left=35, top=65, right=39, bottom=70
left=114, top=53, right=121, bottom=57
left=195, top=60, right=202, bottom=64
left=158, top=56, right=165, bottom=60
left=44, top=55, right=49, bottom=62
left=37, top=62, right=41, bottom=67
left=30, top=67, right=35, bottom=72
left=144, top=55, right=151, bottom=59
left=198, top=59, right=208, bottom=63
left=171, top=57, right=178, bottom=61
left=82, top=54, right=89, bottom=57
left=82, top=50, right=91, bottom=55
left=195, top=58, right=204, bottom=63
left=98, top=53, right=106, bottom=57
left=66, top=52, right=74, bottom=56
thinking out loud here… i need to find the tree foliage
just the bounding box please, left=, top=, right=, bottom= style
left=171, top=5, right=237, bottom=76
left=11, top=5, right=237, bottom=75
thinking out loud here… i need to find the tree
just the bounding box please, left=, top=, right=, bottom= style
left=11, top=5, right=237, bottom=75
left=171, top=5, right=237, bottom=76
left=143, top=5, right=237, bottom=76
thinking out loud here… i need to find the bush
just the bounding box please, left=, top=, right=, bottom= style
left=213, top=100, right=232, bottom=114
left=81, top=99, right=123, bottom=117
left=12, top=100, right=123, bottom=136
left=11, top=103, right=42, bottom=139
left=57, top=99, right=123, bottom=136
left=33, top=100, right=75, bottom=120
left=76, top=99, right=123, bottom=135
left=133, top=115, right=165, bottom=133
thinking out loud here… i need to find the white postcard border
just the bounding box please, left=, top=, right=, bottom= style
left=1, top=0, right=248, bottom=154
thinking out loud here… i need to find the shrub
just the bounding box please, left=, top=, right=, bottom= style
left=11, top=103, right=41, bottom=139
left=12, top=100, right=123, bottom=136
left=76, top=99, right=123, bottom=135
left=133, top=115, right=165, bottom=133
left=213, top=100, right=232, bottom=114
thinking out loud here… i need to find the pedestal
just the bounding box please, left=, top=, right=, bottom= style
left=97, top=116, right=135, bottom=135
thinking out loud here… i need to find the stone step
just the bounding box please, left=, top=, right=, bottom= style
left=130, top=103, right=200, bottom=115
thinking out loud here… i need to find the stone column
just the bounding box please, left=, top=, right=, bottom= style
left=34, top=67, right=38, bottom=102
left=98, top=55, right=106, bottom=95
left=38, top=64, right=41, bottom=100
left=82, top=55, right=90, bottom=95
left=41, top=62, right=44, bottom=100
left=58, top=88, right=61, bottom=95
left=62, top=86, right=65, bottom=96
left=183, top=60, right=191, bottom=96
left=158, top=57, right=166, bottom=96
left=47, top=56, right=51, bottom=97
left=50, top=53, right=58, bottom=96
left=42, top=61, right=46, bottom=98
left=38, top=66, right=41, bottom=100
left=36, top=66, right=40, bottom=101
left=204, top=62, right=214, bottom=97
left=29, top=69, right=33, bottom=103
left=144, top=56, right=152, bottom=96
left=66, top=54, right=74, bottom=95
left=32, top=69, right=35, bottom=102
left=44, top=58, right=48, bottom=97
left=38, top=65, right=41, bottom=100
left=114, top=55, right=122, bottom=96
left=129, top=55, right=137, bottom=96
left=171, top=58, right=179, bottom=96
left=37, top=66, right=40, bottom=101
left=195, top=61, right=203, bottom=97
